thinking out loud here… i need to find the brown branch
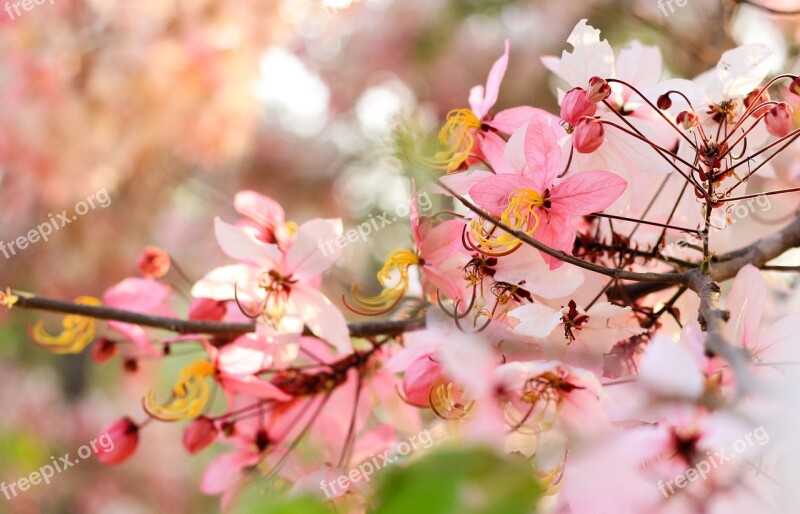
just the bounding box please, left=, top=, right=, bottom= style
left=7, top=289, right=425, bottom=339
left=436, top=179, right=686, bottom=285
left=685, top=270, right=757, bottom=398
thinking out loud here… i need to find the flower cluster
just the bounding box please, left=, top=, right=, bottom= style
left=17, top=19, right=800, bottom=514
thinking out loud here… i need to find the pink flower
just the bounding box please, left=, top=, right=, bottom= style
left=468, top=117, right=627, bottom=268
left=560, top=88, right=597, bottom=128
left=192, top=215, right=351, bottom=354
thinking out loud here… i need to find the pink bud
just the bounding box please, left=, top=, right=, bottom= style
left=96, top=417, right=139, bottom=465
left=91, top=337, right=119, bottom=363
left=189, top=298, right=227, bottom=321
left=183, top=416, right=218, bottom=454
left=587, top=77, right=611, bottom=103
left=561, top=88, right=597, bottom=127
left=765, top=103, right=793, bottom=138
left=402, top=356, right=445, bottom=407
left=676, top=111, right=698, bottom=130
left=573, top=118, right=605, bottom=154
left=137, top=246, right=170, bottom=279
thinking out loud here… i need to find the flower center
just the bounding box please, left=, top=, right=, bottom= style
left=469, top=188, right=545, bottom=255
left=345, top=249, right=420, bottom=315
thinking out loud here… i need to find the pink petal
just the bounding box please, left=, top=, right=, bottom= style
left=524, top=113, right=564, bottom=190
left=289, top=283, right=351, bottom=355
left=284, top=218, right=343, bottom=278
left=191, top=264, right=262, bottom=302
left=509, top=303, right=563, bottom=339
left=469, top=174, right=537, bottom=216
left=233, top=190, right=285, bottom=229
left=103, top=278, right=171, bottom=312
left=726, top=264, right=765, bottom=348
left=487, top=106, right=556, bottom=135
left=217, top=374, right=292, bottom=401
left=200, top=449, right=261, bottom=495
left=214, top=217, right=280, bottom=268
left=473, top=39, right=509, bottom=119
left=549, top=170, right=627, bottom=215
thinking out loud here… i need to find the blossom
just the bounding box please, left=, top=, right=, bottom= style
left=192, top=215, right=351, bottom=354
left=467, top=116, right=627, bottom=268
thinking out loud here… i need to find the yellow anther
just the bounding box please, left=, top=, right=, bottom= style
left=30, top=296, right=102, bottom=354
left=144, top=360, right=216, bottom=421
left=470, top=188, right=545, bottom=255
left=345, top=249, right=420, bottom=315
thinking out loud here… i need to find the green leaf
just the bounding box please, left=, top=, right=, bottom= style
left=371, top=445, right=542, bottom=514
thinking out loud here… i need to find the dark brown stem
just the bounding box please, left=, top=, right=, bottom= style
left=6, top=288, right=425, bottom=339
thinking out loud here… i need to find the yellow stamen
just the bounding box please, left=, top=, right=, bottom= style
left=30, top=296, right=102, bottom=354
left=144, top=360, right=215, bottom=421
left=0, top=288, right=18, bottom=309
left=429, top=383, right=474, bottom=420
left=284, top=221, right=298, bottom=238
left=403, top=109, right=481, bottom=172
left=345, top=249, right=420, bottom=315
left=469, top=188, right=545, bottom=255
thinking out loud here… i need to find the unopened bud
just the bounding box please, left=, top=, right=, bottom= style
left=96, top=417, right=139, bottom=465
left=657, top=93, right=672, bottom=110
left=789, top=76, right=800, bottom=96
left=137, top=246, right=170, bottom=279
left=677, top=111, right=698, bottom=130
left=744, top=88, right=771, bottom=118
left=183, top=416, right=218, bottom=454
left=573, top=118, right=605, bottom=154
left=587, top=77, right=611, bottom=103
left=765, top=103, right=793, bottom=138
left=561, top=88, right=597, bottom=127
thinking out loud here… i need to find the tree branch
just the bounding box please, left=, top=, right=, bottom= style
left=6, top=288, right=425, bottom=339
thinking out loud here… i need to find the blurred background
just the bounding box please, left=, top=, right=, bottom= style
left=1, top=0, right=799, bottom=512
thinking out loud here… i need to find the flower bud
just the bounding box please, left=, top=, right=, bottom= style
left=677, top=111, right=698, bottom=130
left=91, top=337, right=119, bottom=363
left=587, top=77, right=611, bottom=103
left=96, top=417, right=139, bottom=465
left=790, top=76, right=800, bottom=97
left=573, top=118, right=605, bottom=154
left=183, top=416, right=218, bottom=454
left=744, top=88, right=771, bottom=117
left=137, top=246, right=170, bottom=279
left=765, top=103, right=793, bottom=138
left=657, top=93, right=672, bottom=110
left=189, top=298, right=227, bottom=321
left=561, top=88, right=597, bottom=127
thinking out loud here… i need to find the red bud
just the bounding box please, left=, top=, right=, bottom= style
left=91, top=337, right=119, bottom=363
left=189, top=298, right=227, bottom=321
left=657, top=94, right=672, bottom=110
left=137, top=246, right=170, bottom=279
left=96, top=417, right=139, bottom=465
left=183, top=416, right=218, bottom=454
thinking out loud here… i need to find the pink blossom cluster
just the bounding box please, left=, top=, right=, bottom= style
left=24, top=19, right=800, bottom=514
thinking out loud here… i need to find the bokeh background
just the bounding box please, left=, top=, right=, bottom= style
left=1, top=0, right=799, bottom=512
